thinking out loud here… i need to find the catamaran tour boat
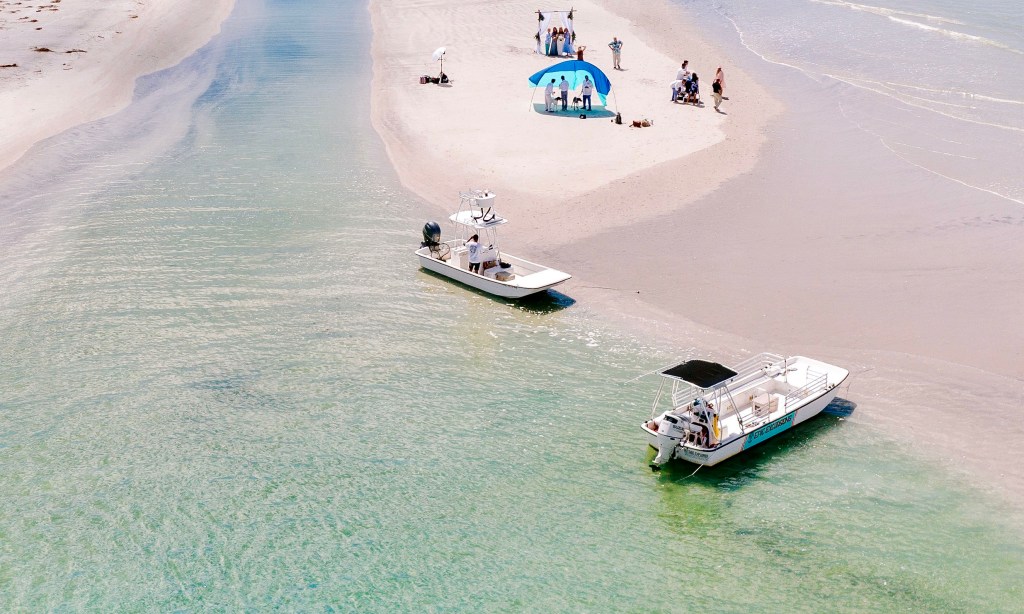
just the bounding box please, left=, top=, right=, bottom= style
left=415, top=190, right=572, bottom=299
left=641, top=353, right=849, bottom=469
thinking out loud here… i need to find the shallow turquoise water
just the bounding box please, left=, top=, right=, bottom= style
left=1, top=0, right=1022, bottom=611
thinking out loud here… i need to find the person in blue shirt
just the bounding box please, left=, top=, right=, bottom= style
left=608, top=37, right=623, bottom=70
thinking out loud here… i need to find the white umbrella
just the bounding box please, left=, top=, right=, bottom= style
left=432, top=47, right=446, bottom=79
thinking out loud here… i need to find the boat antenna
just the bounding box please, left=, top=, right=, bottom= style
left=624, top=366, right=667, bottom=384
left=623, top=358, right=690, bottom=384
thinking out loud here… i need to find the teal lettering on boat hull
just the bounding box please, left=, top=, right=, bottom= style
left=742, top=412, right=796, bottom=449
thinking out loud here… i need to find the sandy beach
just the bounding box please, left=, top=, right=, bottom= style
left=0, top=0, right=235, bottom=173
left=2, top=0, right=1023, bottom=606
left=369, top=0, right=779, bottom=241
left=370, top=0, right=1024, bottom=503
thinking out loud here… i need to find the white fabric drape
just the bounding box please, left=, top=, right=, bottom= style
left=536, top=11, right=574, bottom=56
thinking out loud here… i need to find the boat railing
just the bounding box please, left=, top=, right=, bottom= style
left=666, top=353, right=792, bottom=414
left=784, top=368, right=828, bottom=406
left=714, top=353, right=788, bottom=393
left=730, top=352, right=786, bottom=378
left=671, top=382, right=699, bottom=408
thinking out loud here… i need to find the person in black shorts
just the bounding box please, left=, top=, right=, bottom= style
left=467, top=234, right=482, bottom=273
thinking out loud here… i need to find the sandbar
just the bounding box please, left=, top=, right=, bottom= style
left=0, top=0, right=236, bottom=173
left=370, top=0, right=1024, bottom=504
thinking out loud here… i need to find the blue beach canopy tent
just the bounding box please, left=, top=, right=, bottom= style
left=528, top=60, right=615, bottom=108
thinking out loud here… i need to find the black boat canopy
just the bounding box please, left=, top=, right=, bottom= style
left=660, top=359, right=738, bottom=389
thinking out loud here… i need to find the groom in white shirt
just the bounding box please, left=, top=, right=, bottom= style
left=581, top=76, right=593, bottom=111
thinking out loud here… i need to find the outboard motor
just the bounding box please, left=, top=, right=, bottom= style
left=658, top=413, right=688, bottom=438
left=421, top=221, right=441, bottom=247
left=651, top=414, right=686, bottom=469
left=421, top=220, right=451, bottom=261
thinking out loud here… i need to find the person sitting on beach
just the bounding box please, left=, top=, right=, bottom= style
left=467, top=234, right=482, bottom=274
left=581, top=75, right=594, bottom=111
left=670, top=79, right=684, bottom=102
left=685, top=73, right=699, bottom=104
left=608, top=36, right=623, bottom=69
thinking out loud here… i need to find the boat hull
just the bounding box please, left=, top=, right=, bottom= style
left=641, top=381, right=843, bottom=467
left=416, top=247, right=570, bottom=299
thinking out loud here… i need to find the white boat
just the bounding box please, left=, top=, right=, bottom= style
left=641, top=353, right=849, bottom=469
left=415, top=190, right=571, bottom=299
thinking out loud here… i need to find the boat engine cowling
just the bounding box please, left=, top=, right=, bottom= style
left=657, top=414, right=689, bottom=438
left=651, top=413, right=688, bottom=468
left=421, top=221, right=441, bottom=246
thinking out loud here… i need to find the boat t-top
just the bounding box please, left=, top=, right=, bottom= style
left=415, top=190, right=571, bottom=299
left=641, top=353, right=849, bottom=469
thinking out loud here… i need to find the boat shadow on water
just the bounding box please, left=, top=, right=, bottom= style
left=649, top=397, right=858, bottom=487
left=417, top=268, right=576, bottom=313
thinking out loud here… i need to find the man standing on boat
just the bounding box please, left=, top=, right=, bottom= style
left=467, top=234, right=482, bottom=274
